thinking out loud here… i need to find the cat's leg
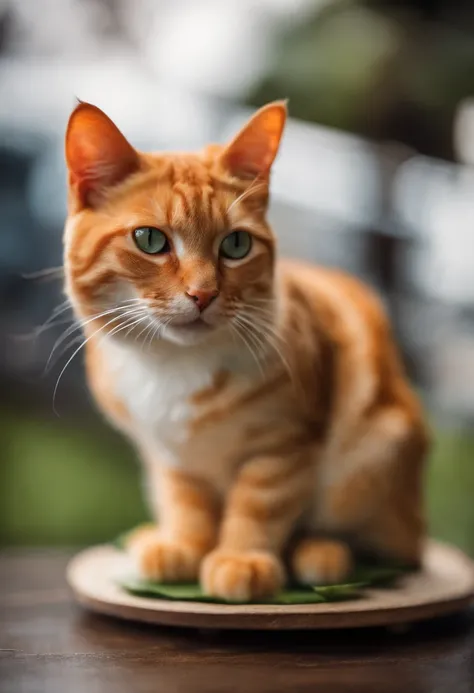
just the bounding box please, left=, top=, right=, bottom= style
left=318, top=407, right=428, bottom=567
left=201, top=454, right=313, bottom=601
left=290, top=537, right=353, bottom=585
left=128, top=465, right=219, bottom=582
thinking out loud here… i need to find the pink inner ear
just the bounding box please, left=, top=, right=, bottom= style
left=223, top=102, right=287, bottom=180
left=225, top=139, right=273, bottom=179
left=65, top=103, right=139, bottom=207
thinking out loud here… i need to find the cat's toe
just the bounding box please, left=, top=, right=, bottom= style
left=291, top=539, right=352, bottom=585
left=130, top=531, right=202, bottom=582
left=201, top=550, right=284, bottom=602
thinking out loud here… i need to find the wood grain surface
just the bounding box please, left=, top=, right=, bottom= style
left=1, top=549, right=474, bottom=693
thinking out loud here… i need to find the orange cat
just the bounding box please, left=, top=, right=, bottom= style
left=63, top=100, right=429, bottom=600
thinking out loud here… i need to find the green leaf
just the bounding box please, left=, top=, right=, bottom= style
left=274, top=589, right=326, bottom=604
left=312, top=582, right=367, bottom=601
left=120, top=579, right=224, bottom=603
left=120, top=579, right=367, bottom=605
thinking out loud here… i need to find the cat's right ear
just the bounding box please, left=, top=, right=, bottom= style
left=65, top=102, right=140, bottom=209
left=221, top=101, right=287, bottom=181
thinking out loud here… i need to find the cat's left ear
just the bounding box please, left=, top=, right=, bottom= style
left=222, top=101, right=287, bottom=180
left=65, top=101, right=140, bottom=209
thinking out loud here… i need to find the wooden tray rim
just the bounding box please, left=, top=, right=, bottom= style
left=67, top=539, right=474, bottom=630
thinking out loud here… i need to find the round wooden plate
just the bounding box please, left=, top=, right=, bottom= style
left=67, top=540, right=474, bottom=630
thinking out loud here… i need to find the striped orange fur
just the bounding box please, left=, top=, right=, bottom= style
left=63, top=101, right=429, bottom=600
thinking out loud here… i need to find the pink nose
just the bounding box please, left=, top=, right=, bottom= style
left=186, top=288, right=219, bottom=312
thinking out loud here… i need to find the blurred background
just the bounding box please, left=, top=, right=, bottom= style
left=1, top=0, right=473, bottom=555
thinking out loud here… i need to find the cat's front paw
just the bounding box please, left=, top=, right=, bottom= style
left=130, top=530, right=203, bottom=583
left=291, top=538, right=352, bottom=585
left=200, top=550, right=285, bottom=602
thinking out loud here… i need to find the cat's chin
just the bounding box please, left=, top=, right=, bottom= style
left=161, top=320, right=222, bottom=346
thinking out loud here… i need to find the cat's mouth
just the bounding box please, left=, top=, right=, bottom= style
left=162, top=316, right=220, bottom=345
left=173, top=317, right=213, bottom=332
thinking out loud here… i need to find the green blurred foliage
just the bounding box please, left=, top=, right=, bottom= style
left=249, top=0, right=474, bottom=159
left=0, top=411, right=147, bottom=547
left=1, top=409, right=473, bottom=556
left=428, top=427, right=474, bottom=556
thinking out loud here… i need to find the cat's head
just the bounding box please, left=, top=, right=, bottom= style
left=63, top=101, right=286, bottom=346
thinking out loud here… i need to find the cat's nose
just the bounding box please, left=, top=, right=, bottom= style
left=186, top=288, right=219, bottom=312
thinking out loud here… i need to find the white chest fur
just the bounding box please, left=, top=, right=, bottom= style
left=103, top=337, right=256, bottom=466
left=101, top=336, right=311, bottom=498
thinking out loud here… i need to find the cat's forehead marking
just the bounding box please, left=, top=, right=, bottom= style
left=167, top=180, right=218, bottom=238
left=168, top=154, right=213, bottom=188
left=159, top=156, right=225, bottom=248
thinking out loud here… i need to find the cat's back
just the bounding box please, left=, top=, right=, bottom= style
left=278, top=258, right=403, bottom=366
left=278, top=257, right=423, bottom=420
left=278, top=258, right=390, bottom=337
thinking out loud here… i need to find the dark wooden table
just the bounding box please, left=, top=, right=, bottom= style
left=1, top=551, right=473, bottom=693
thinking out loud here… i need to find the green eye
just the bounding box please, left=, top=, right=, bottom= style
left=133, top=227, right=169, bottom=254
left=220, top=231, right=252, bottom=260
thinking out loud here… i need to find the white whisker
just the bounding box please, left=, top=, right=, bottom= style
left=227, top=177, right=267, bottom=216
left=239, top=311, right=282, bottom=343
left=105, top=315, right=146, bottom=341
left=234, top=316, right=269, bottom=362
left=241, top=303, right=277, bottom=319
left=45, top=334, right=84, bottom=372
left=135, top=318, right=153, bottom=345
left=236, top=309, right=295, bottom=386
left=232, top=317, right=266, bottom=376
left=37, top=299, right=72, bottom=332
left=12, top=299, right=73, bottom=346
left=45, top=300, right=142, bottom=373
left=146, top=316, right=169, bottom=350
left=16, top=315, right=74, bottom=343
left=124, top=315, right=148, bottom=339
left=140, top=320, right=156, bottom=352
left=21, top=266, right=64, bottom=281
left=230, top=321, right=263, bottom=376
left=52, top=311, right=139, bottom=416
